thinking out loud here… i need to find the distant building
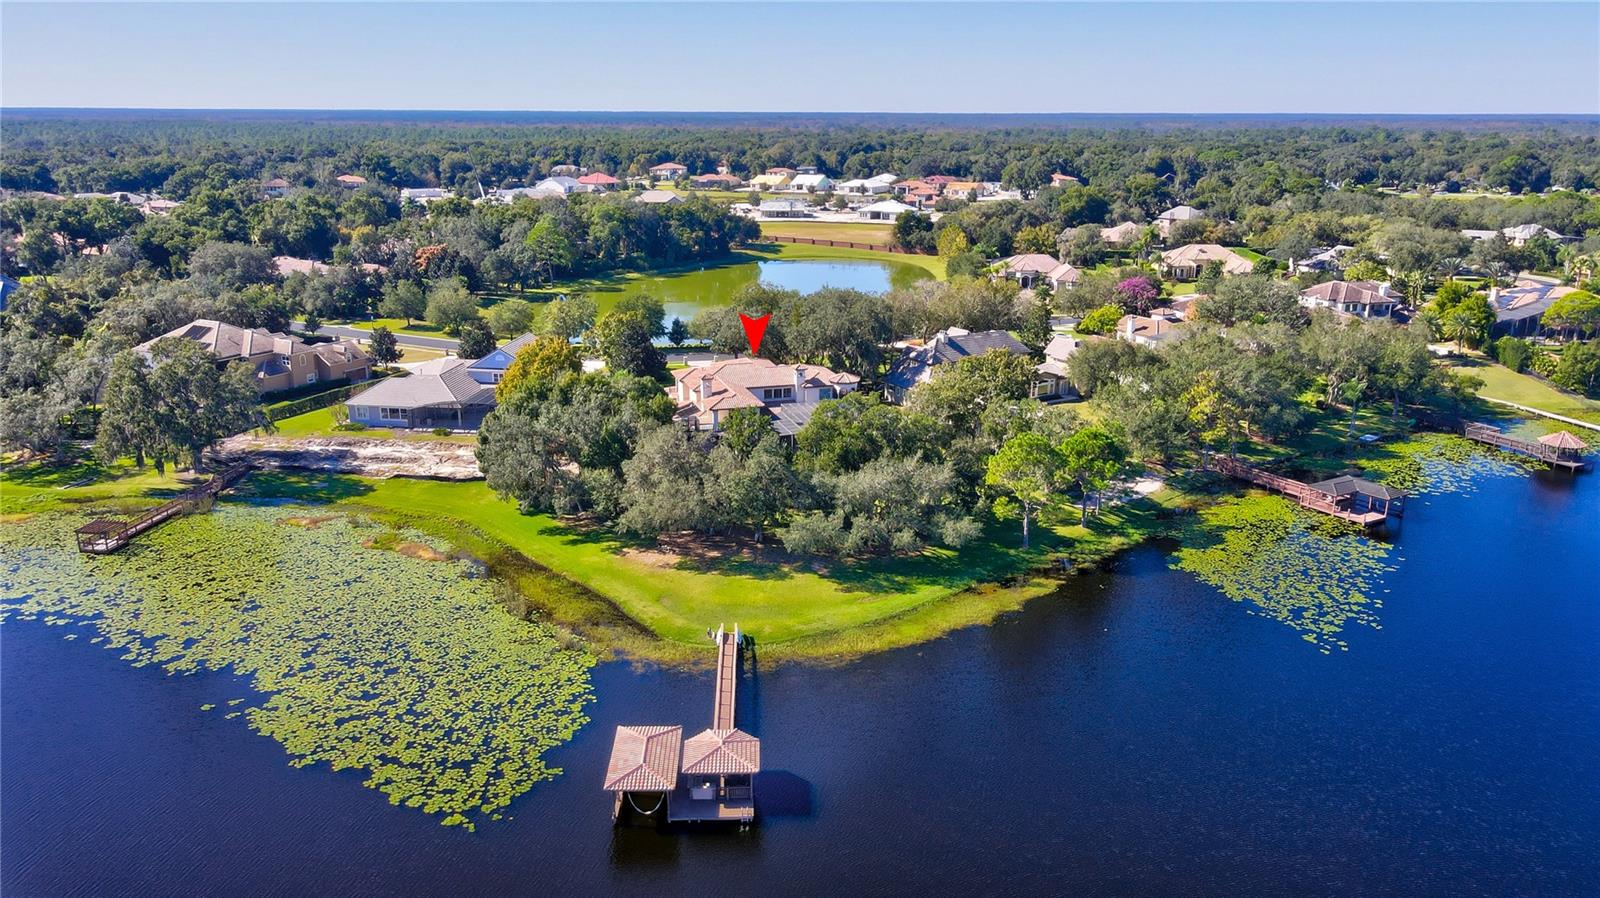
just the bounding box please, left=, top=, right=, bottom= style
left=691, top=173, right=745, bottom=190
left=577, top=172, right=621, bottom=191
left=261, top=178, right=292, bottom=198
left=533, top=176, right=583, bottom=196
left=1097, top=221, right=1145, bottom=248
left=788, top=173, right=834, bottom=193
left=1033, top=334, right=1084, bottom=402
left=758, top=199, right=811, bottom=218
left=1291, top=245, right=1353, bottom=274
left=1156, top=204, right=1205, bottom=239
left=1461, top=224, right=1574, bottom=247
left=999, top=254, right=1081, bottom=291
left=1050, top=173, right=1082, bottom=187
left=883, top=328, right=1031, bottom=403
left=634, top=189, right=684, bottom=206
left=1115, top=313, right=1189, bottom=348
left=1299, top=280, right=1399, bottom=319
left=857, top=199, right=917, bottom=221
left=1488, top=283, right=1576, bottom=338
left=400, top=187, right=451, bottom=204
left=649, top=162, right=689, bottom=181
left=137, top=319, right=369, bottom=395
left=335, top=174, right=368, bottom=189
left=749, top=171, right=793, bottom=190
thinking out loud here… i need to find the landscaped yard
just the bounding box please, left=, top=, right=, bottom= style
left=267, top=407, right=478, bottom=444
left=1451, top=357, right=1600, bottom=427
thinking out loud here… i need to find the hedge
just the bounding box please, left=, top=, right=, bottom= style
left=264, top=372, right=391, bottom=422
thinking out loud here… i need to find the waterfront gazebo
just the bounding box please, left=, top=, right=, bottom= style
left=1308, top=475, right=1406, bottom=522
left=1537, top=430, right=1590, bottom=464
left=74, top=518, right=130, bottom=554
left=673, top=728, right=760, bottom=823
left=603, top=725, right=682, bottom=822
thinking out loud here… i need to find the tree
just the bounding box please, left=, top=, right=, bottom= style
left=1441, top=294, right=1494, bottom=351
left=424, top=278, right=480, bottom=335
left=377, top=280, right=427, bottom=325
left=485, top=298, right=536, bottom=338
left=718, top=407, right=777, bottom=457
left=1551, top=341, right=1600, bottom=396
left=367, top=326, right=400, bottom=368
left=187, top=241, right=276, bottom=289
left=496, top=334, right=581, bottom=398
left=1493, top=336, right=1534, bottom=373
left=1076, top=303, right=1124, bottom=335
left=1019, top=291, right=1054, bottom=350
left=1113, top=276, right=1159, bottom=314
left=1015, top=224, right=1058, bottom=255
left=668, top=317, right=689, bottom=346
left=908, top=349, right=1035, bottom=436
left=1199, top=275, right=1303, bottom=327
left=985, top=432, right=1061, bottom=549
left=120, top=339, right=262, bottom=472
left=1542, top=290, right=1600, bottom=341
left=936, top=226, right=971, bottom=259
left=1059, top=427, right=1125, bottom=524
left=591, top=309, right=666, bottom=378
left=1343, top=259, right=1388, bottom=282
left=1055, top=186, right=1111, bottom=227
left=1061, top=226, right=1106, bottom=267
left=541, top=294, right=597, bottom=341
left=456, top=317, right=497, bottom=359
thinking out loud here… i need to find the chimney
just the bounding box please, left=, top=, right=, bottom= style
left=793, top=365, right=804, bottom=395
left=1124, top=316, right=1135, bottom=338
left=1488, top=286, right=1500, bottom=305
left=1378, top=282, right=1391, bottom=298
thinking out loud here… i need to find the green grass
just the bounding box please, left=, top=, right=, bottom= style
left=1451, top=357, right=1600, bottom=427
left=758, top=220, right=897, bottom=244
left=267, top=407, right=478, bottom=444
left=329, top=318, right=447, bottom=336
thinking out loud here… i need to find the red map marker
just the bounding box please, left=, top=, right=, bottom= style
left=739, top=313, right=771, bottom=356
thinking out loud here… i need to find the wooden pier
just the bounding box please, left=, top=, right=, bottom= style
left=605, top=624, right=759, bottom=826
left=1210, top=455, right=1403, bottom=528
left=1464, top=423, right=1590, bottom=472
left=74, top=462, right=252, bottom=554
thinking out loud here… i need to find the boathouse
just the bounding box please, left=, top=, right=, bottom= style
left=1308, top=475, right=1406, bottom=521
left=604, top=626, right=759, bottom=825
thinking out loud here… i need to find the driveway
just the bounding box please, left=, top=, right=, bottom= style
left=295, top=321, right=460, bottom=351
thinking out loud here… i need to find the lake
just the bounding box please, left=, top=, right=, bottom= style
left=586, top=257, right=935, bottom=323
left=4, top=468, right=1598, bottom=896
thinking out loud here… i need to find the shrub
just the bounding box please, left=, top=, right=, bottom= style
left=1077, top=303, right=1124, bottom=335
left=431, top=427, right=451, bottom=436
left=1493, top=336, right=1533, bottom=373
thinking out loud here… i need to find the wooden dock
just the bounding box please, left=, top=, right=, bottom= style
left=74, top=462, right=252, bottom=554
left=1210, top=455, right=1402, bottom=528
left=1464, top=422, right=1590, bottom=471
left=712, top=624, right=739, bottom=731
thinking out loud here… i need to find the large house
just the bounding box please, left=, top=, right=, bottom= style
left=400, top=187, right=451, bottom=204
left=1159, top=244, right=1255, bottom=280
left=335, top=174, right=368, bottom=189
left=261, top=177, right=292, bottom=198
left=1292, top=245, right=1353, bottom=274
left=836, top=174, right=897, bottom=195
left=789, top=173, right=833, bottom=193
left=1488, top=283, right=1576, bottom=338
left=858, top=199, right=917, bottom=221
left=671, top=357, right=859, bottom=437
left=649, top=162, right=688, bottom=181
left=758, top=199, right=812, bottom=218
left=345, top=357, right=496, bottom=430
left=1115, top=311, right=1189, bottom=348
left=749, top=169, right=795, bottom=190
left=633, top=189, right=684, bottom=206
left=137, top=319, right=370, bottom=395
left=577, top=172, right=621, bottom=191
left=533, top=176, right=583, bottom=196
left=883, top=327, right=1031, bottom=403
left=999, top=254, right=1080, bottom=291
left=1298, top=280, right=1400, bottom=319
left=1098, top=221, right=1146, bottom=248
left=691, top=173, right=744, bottom=190
left=1461, top=224, right=1573, bottom=247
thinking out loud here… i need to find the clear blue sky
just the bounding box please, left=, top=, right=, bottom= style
left=3, top=2, right=1598, bottom=113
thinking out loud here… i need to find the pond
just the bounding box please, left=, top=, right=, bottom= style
left=3, top=467, right=1598, bottom=896
left=587, top=257, right=935, bottom=324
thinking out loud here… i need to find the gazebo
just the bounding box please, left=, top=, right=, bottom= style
left=1308, top=475, right=1406, bottom=521
left=74, top=518, right=131, bottom=553
left=1537, top=430, right=1591, bottom=463
left=603, top=725, right=683, bottom=822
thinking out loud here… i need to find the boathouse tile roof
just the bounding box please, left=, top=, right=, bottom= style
left=604, top=725, right=684, bottom=792
left=681, top=728, right=761, bottom=775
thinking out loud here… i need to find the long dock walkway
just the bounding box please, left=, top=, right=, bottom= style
left=712, top=624, right=739, bottom=730
left=74, top=462, right=252, bottom=554
left=1464, top=422, right=1590, bottom=471
left=1210, top=455, right=1399, bottom=527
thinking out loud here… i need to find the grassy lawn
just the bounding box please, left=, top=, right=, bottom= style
left=267, top=407, right=478, bottom=444
left=758, top=220, right=897, bottom=244
left=1451, top=357, right=1600, bottom=427
left=1167, top=282, right=1198, bottom=296
left=396, top=346, right=447, bottom=363
left=330, top=318, right=447, bottom=336
left=1229, top=246, right=1269, bottom=264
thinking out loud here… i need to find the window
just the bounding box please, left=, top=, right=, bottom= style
left=761, top=387, right=794, bottom=401
left=379, top=407, right=408, bottom=422
left=306, top=372, right=317, bottom=384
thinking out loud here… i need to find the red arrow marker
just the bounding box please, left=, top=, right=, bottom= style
left=739, top=313, right=771, bottom=356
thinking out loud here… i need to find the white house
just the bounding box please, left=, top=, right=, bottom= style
left=1033, top=335, right=1084, bottom=402
left=649, top=162, right=688, bottom=181
left=400, top=187, right=451, bottom=204
left=1298, top=280, right=1399, bottom=319
left=345, top=357, right=497, bottom=430
left=789, top=173, right=833, bottom=193
left=758, top=199, right=812, bottom=218
left=857, top=199, right=917, bottom=221
left=633, top=189, right=683, bottom=205
left=533, top=176, right=583, bottom=195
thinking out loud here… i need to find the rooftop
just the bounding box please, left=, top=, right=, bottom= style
left=604, top=725, right=684, bottom=792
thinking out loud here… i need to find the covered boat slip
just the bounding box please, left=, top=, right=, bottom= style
left=605, top=626, right=759, bottom=825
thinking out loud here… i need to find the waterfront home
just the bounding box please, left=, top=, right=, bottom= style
left=789, top=173, right=833, bottom=193
left=1299, top=280, right=1400, bottom=319
left=1156, top=204, right=1205, bottom=239
left=649, top=162, right=688, bottom=181
left=261, top=177, right=292, bottom=198
left=577, top=172, right=621, bottom=191
left=137, top=318, right=370, bottom=395
left=1160, top=243, right=1255, bottom=280
left=1098, top=221, right=1146, bottom=248
left=883, top=327, right=1031, bottom=403
left=345, top=357, right=496, bottom=430
left=1488, top=283, right=1575, bottom=338
left=633, top=189, right=684, bottom=205
left=1115, top=313, right=1189, bottom=348
left=400, top=187, right=451, bottom=204
left=999, top=253, right=1081, bottom=290
left=464, top=332, right=536, bottom=385
left=857, top=199, right=917, bottom=221
left=1033, top=334, right=1084, bottom=402
left=671, top=357, right=860, bottom=436
left=758, top=199, right=812, bottom=219
left=335, top=174, right=368, bottom=189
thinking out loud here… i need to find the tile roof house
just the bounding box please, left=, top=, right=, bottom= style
left=1097, top=221, right=1146, bottom=247
left=603, top=725, right=683, bottom=792
left=1299, top=280, right=1399, bottom=319
left=335, top=174, right=368, bottom=189
left=261, top=177, right=292, bottom=198
left=1160, top=243, right=1255, bottom=280
left=999, top=254, right=1081, bottom=290
left=1115, top=313, right=1189, bottom=348
left=1050, top=173, right=1082, bottom=187
left=1155, top=204, right=1205, bottom=239
left=672, top=357, right=860, bottom=436
left=137, top=319, right=370, bottom=395
left=648, top=162, right=689, bottom=180
left=691, top=173, right=745, bottom=190
left=1462, top=224, right=1574, bottom=247
left=633, top=189, right=684, bottom=205
left=883, top=327, right=1031, bottom=402
left=576, top=172, right=621, bottom=190
left=345, top=356, right=497, bottom=430
left=1033, top=334, right=1085, bottom=402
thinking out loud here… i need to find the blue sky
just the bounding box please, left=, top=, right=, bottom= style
left=3, top=2, right=1597, bottom=113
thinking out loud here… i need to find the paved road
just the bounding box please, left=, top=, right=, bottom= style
left=294, top=322, right=460, bottom=351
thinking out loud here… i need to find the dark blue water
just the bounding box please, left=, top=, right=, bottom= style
left=5, top=471, right=1598, bottom=897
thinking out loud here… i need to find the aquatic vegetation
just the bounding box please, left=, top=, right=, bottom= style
left=1359, top=433, right=1537, bottom=495
left=1170, top=496, right=1394, bottom=652
left=0, top=505, right=594, bottom=829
